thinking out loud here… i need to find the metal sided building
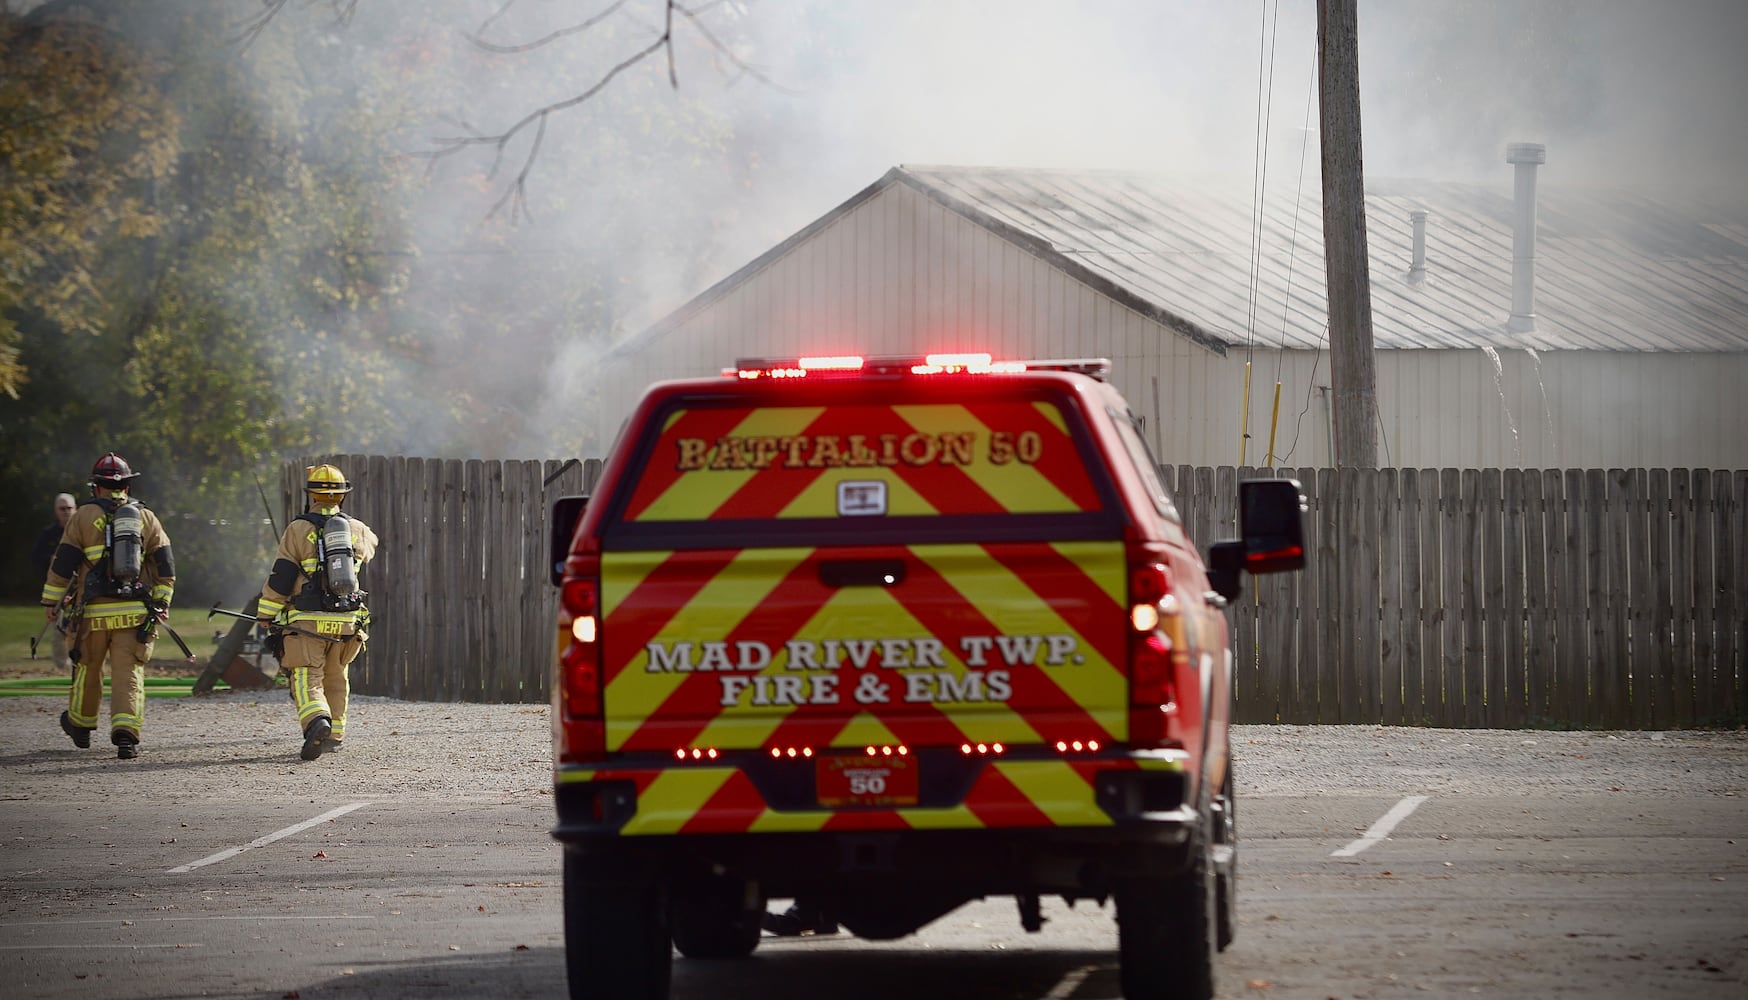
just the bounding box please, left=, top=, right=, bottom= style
left=596, top=155, right=1748, bottom=470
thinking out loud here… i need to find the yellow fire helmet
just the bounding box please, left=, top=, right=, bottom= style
left=305, top=464, right=353, bottom=499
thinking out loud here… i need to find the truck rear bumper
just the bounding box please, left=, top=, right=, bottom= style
left=553, top=748, right=1192, bottom=835
left=553, top=750, right=1199, bottom=897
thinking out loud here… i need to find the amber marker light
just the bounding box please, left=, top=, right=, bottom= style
left=1049, top=739, right=1103, bottom=754
left=862, top=744, right=908, bottom=757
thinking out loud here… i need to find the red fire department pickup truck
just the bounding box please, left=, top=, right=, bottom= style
left=548, top=353, right=1306, bottom=1000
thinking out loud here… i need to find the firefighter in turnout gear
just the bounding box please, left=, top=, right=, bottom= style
left=257, top=465, right=378, bottom=761
left=42, top=453, right=176, bottom=760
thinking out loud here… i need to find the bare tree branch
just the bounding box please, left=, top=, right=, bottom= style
left=487, top=112, right=546, bottom=223
left=664, top=0, right=676, bottom=86
left=467, top=0, right=629, bottom=54
left=231, top=0, right=292, bottom=52
left=474, top=0, right=520, bottom=40
left=230, top=0, right=359, bottom=52
left=223, top=0, right=790, bottom=220
left=674, top=2, right=793, bottom=93
left=419, top=32, right=670, bottom=223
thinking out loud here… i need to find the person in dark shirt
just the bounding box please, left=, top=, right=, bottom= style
left=31, top=493, right=77, bottom=579
left=30, top=493, right=77, bottom=671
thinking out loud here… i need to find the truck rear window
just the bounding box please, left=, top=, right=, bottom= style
left=605, top=395, right=1123, bottom=547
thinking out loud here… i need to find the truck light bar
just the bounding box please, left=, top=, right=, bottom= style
left=726, top=354, right=1111, bottom=381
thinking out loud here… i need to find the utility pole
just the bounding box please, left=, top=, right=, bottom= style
left=1317, top=0, right=1379, bottom=468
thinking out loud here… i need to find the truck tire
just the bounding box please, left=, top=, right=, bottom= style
left=1214, top=761, right=1238, bottom=951
left=1115, top=818, right=1217, bottom=1000
left=671, top=877, right=764, bottom=960
left=563, top=851, right=672, bottom=1000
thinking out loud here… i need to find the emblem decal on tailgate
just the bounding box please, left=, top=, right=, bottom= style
left=837, top=480, right=887, bottom=516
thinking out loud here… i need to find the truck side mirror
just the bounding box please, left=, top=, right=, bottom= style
left=1205, top=479, right=1308, bottom=604
left=1207, top=540, right=1246, bottom=603
left=549, top=495, right=589, bottom=586
left=1238, top=478, right=1307, bottom=574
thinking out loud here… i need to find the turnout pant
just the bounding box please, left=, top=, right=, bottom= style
left=68, top=625, right=152, bottom=740
left=284, top=632, right=365, bottom=740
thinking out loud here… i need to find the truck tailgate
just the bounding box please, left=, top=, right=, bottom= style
left=599, top=539, right=1128, bottom=753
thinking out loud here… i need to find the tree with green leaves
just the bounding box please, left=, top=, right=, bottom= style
left=2, top=0, right=753, bottom=604
left=0, top=10, right=179, bottom=401
left=1, top=1, right=420, bottom=604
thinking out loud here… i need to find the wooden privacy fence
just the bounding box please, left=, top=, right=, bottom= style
left=1165, top=466, right=1746, bottom=729
left=288, top=458, right=1746, bottom=730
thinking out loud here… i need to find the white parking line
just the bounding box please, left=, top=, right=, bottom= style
left=0, top=944, right=206, bottom=950
left=1043, top=964, right=1102, bottom=999
left=167, top=802, right=369, bottom=874
left=1332, top=795, right=1428, bottom=857
left=1, top=915, right=372, bottom=927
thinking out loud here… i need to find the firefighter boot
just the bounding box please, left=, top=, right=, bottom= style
left=113, top=731, right=140, bottom=760
left=301, top=716, right=333, bottom=761
left=60, top=711, right=92, bottom=749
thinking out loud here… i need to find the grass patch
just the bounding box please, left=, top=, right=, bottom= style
left=0, top=602, right=210, bottom=681
left=0, top=675, right=226, bottom=697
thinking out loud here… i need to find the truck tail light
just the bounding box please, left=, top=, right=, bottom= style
left=558, top=576, right=605, bottom=760
left=1128, top=555, right=1184, bottom=747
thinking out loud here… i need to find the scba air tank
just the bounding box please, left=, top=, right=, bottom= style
left=108, top=502, right=144, bottom=584
left=320, top=514, right=360, bottom=597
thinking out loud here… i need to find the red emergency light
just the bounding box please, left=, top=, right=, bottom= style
left=726, top=354, right=1111, bottom=381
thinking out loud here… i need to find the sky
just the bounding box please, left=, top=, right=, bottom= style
left=723, top=0, right=1745, bottom=217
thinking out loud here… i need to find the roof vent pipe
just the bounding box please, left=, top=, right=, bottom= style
left=1408, top=209, right=1429, bottom=284
left=1506, top=142, right=1546, bottom=333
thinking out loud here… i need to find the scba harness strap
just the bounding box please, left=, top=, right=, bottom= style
left=82, top=497, right=148, bottom=600
left=292, top=512, right=366, bottom=613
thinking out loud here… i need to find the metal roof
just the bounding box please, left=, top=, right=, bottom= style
left=616, top=164, right=1748, bottom=358
left=897, top=165, right=1748, bottom=352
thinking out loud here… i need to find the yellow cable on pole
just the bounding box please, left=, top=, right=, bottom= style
left=1238, top=361, right=1253, bottom=467
left=1265, top=380, right=1283, bottom=468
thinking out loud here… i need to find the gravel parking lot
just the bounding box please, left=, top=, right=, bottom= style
left=3, top=688, right=1742, bottom=802
left=3, top=691, right=1745, bottom=1000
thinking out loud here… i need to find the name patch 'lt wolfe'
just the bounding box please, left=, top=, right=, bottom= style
left=644, top=634, right=1085, bottom=707
left=674, top=430, right=1046, bottom=471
